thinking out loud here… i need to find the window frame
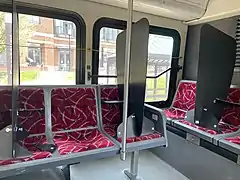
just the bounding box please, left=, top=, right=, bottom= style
left=92, top=17, right=181, bottom=106
left=0, top=2, right=86, bottom=84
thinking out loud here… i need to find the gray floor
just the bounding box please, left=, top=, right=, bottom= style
left=70, top=150, right=189, bottom=180
left=2, top=150, right=188, bottom=180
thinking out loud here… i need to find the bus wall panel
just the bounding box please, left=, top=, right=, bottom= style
left=152, top=131, right=240, bottom=180
left=16, top=0, right=188, bottom=84
left=183, top=16, right=239, bottom=86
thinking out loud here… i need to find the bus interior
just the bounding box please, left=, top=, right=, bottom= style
left=0, top=0, right=240, bottom=180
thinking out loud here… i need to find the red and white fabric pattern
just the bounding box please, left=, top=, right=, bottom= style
left=50, top=87, right=115, bottom=155
left=221, top=88, right=240, bottom=126
left=0, top=89, right=12, bottom=130
left=18, top=88, right=45, bottom=135
left=101, top=87, right=121, bottom=125
left=51, top=88, right=97, bottom=131
left=0, top=88, right=51, bottom=166
left=53, top=129, right=114, bottom=155
left=179, top=120, right=239, bottom=135
left=164, top=81, right=197, bottom=119
left=100, top=86, right=162, bottom=143
left=0, top=152, right=51, bottom=166
left=225, top=136, right=240, bottom=145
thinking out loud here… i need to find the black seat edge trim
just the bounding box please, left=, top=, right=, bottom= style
left=200, top=139, right=238, bottom=163
left=167, top=125, right=186, bottom=139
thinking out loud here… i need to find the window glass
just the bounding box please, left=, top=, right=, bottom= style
left=18, top=14, right=76, bottom=85
left=0, top=11, right=12, bottom=85
left=98, top=27, right=174, bottom=101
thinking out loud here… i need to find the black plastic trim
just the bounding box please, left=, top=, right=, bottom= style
left=167, top=124, right=186, bottom=139
left=200, top=139, right=238, bottom=163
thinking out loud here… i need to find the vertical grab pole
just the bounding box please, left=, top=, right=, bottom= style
left=120, top=0, right=133, bottom=161
left=12, top=0, right=20, bottom=158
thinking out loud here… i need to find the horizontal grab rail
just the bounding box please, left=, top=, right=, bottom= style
left=89, top=65, right=182, bottom=80
left=214, top=98, right=240, bottom=107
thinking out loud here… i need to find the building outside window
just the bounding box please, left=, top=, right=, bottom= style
left=26, top=44, right=42, bottom=67
left=59, top=49, right=71, bottom=71
left=29, top=15, right=40, bottom=24
left=55, top=19, right=76, bottom=38
left=100, top=27, right=121, bottom=42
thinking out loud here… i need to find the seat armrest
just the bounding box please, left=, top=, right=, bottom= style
left=144, top=104, right=167, bottom=136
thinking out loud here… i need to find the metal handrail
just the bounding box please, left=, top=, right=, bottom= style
left=89, top=65, right=182, bottom=80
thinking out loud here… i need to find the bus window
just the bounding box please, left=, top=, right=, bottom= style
left=98, top=27, right=122, bottom=85
left=97, top=26, right=174, bottom=101
left=0, top=8, right=84, bottom=86
left=19, top=14, right=77, bottom=85
left=0, top=11, right=12, bottom=85
left=146, top=34, right=173, bottom=101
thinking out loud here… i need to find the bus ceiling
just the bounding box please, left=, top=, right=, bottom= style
left=87, top=0, right=240, bottom=24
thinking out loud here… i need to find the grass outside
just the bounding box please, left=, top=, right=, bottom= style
left=145, top=76, right=167, bottom=102
left=0, top=71, right=40, bottom=84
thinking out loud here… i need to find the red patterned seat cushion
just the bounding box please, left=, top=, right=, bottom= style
left=178, top=120, right=239, bottom=135
left=53, top=129, right=114, bottom=155
left=164, top=108, right=186, bottom=119
left=225, top=136, right=240, bottom=145
left=0, top=152, right=51, bottom=166
left=221, top=88, right=240, bottom=126
left=104, top=125, right=161, bottom=143
left=0, top=88, right=51, bottom=166
left=51, top=88, right=97, bottom=130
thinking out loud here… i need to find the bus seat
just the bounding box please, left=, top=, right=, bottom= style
left=51, top=87, right=114, bottom=155
left=164, top=80, right=197, bottom=120
left=0, top=88, right=52, bottom=166
left=100, top=86, right=162, bottom=144
left=0, top=152, right=51, bottom=166
left=0, top=89, right=12, bottom=130
left=225, top=136, right=240, bottom=145
left=175, top=87, right=240, bottom=137
left=220, top=88, right=240, bottom=126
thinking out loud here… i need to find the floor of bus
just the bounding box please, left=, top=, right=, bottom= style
left=2, top=151, right=189, bottom=180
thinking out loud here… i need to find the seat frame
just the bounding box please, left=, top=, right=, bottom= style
left=0, top=84, right=168, bottom=178
left=98, top=85, right=168, bottom=152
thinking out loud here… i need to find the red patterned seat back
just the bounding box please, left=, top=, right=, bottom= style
left=172, top=81, right=197, bottom=111
left=0, top=89, right=12, bottom=130
left=0, top=88, right=45, bottom=134
left=221, top=88, right=240, bottom=126
left=18, top=88, right=45, bottom=134
left=51, top=87, right=97, bottom=131
left=100, top=87, right=121, bottom=125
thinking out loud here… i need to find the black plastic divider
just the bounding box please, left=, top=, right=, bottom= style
left=195, top=24, right=236, bottom=129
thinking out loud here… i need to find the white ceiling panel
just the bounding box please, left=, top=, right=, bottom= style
left=86, top=0, right=209, bottom=21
